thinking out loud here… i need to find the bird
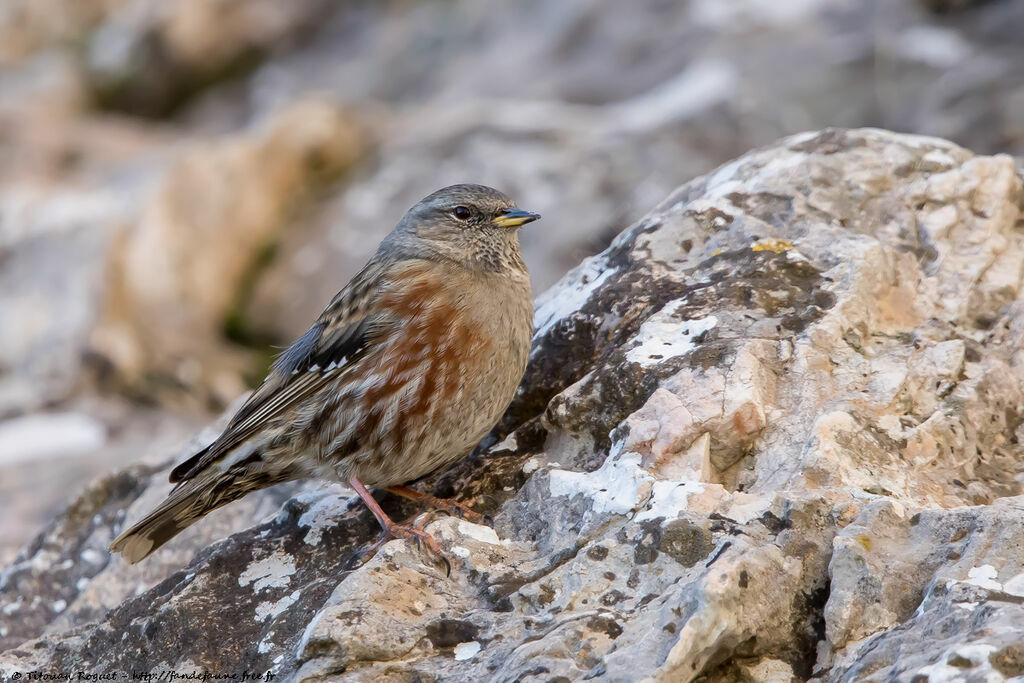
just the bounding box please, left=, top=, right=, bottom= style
left=109, top=184, right=539, bottom=568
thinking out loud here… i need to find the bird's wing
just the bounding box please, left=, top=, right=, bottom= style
left=169, top=260, right=389, bottom=485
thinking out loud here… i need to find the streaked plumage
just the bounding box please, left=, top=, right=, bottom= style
left=110, top=184, right=538, bottom=565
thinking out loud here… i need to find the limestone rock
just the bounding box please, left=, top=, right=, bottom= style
left=4, top=128, right=1024, bottom=681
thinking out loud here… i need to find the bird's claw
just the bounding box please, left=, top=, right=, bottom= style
left=410, top=505, right=493, bottom=532
left=383, top=486, right=491, bottom=527
left=413, top=510, right=447, bottom=532
left=345, top=535, right=386, bottom=571
left=430, top=499, right=491, bottom=527
left=346, top=524, right=451, bottom=576
left=380, top=521, right=451, bottom=577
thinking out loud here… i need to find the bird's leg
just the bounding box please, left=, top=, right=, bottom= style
left=384, top=484, right=493, bottom=527
left=348, top=477, right=450, bottom=575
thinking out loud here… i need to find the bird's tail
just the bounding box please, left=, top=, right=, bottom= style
left=110, top=462, right=293, bottom=564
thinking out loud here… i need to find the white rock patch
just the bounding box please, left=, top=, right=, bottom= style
left=965, top=565, right=1001, bottom=591
left=634, top=480, right=705, bottom=523
left=297, top=490, right=352, bottom=545
left=533, top=256, right=615, bottom=339
left=548, top=450, right=651, bottom=516
left=946, top=564, right=1001, bottom=592
left=457, top=521, right=500, bottom=545
left=255, top=590, right=300, bottom=621
left=239, top=550, right=296, bottom=592
left=453, top=641, right=481, bottom=661
left=257, top=632, right=276, bottom=653
left=626, top=301, right=717, bottom=366
left=1002, top=571, right=1024, bottom=597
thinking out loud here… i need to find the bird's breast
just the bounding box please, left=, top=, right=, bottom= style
left=316, top=263, right=532, bottom=484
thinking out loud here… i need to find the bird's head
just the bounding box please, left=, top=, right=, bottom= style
left=384, top=184, right=540, bottom=272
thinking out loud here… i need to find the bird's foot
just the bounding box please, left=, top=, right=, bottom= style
left=347, top=476, right=452, bottom=575
left=384, top=485, right=494, bottom=526
left=345, top=521, right=451, bottom=576
left=423, top=496, right=493, bottom=526
left=382, top=521, right=451, bottom=576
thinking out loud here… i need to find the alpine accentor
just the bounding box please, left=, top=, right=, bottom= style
left=110, top=184, right=538, bottom=565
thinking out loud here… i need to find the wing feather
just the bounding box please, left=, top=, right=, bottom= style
left=169, top=261, right=387, bottom=484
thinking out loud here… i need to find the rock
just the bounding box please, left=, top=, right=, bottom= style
left=0, top=105, right=170, bottom=416
left=4, top=128, right=1024, bottom=680
left=827, top=499, right=1024, bottom=681
left=89, top=99, right=369, bottom=407
left=0, top=401, right=198, bottom=567
left=0, top=0, right=125, bottom=67
left=84, top=0, right=335, bottom=116
left=5, top=0, right=1024, bottom=658
left=0, top=182, right=129, bottom=415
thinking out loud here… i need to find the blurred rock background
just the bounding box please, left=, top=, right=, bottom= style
left=0, top=0, right=1022, bottom=564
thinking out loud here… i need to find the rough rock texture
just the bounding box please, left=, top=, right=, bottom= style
left=7, top=1, right=1024, bottom=563
left=4, top=128, right=1024, bottom=681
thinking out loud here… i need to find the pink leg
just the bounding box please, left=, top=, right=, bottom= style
left=349, top=477, right=448, bottom=573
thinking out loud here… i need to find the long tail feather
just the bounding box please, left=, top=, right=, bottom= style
left=109, top=483, right=215, bottom=564
left=110, top=462, right=295, bottom=564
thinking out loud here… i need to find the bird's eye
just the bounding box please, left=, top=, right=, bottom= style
left=452, top=206, right=471, bottom=220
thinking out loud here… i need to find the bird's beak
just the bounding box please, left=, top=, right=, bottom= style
left=493, top=208, right=541, bottom=228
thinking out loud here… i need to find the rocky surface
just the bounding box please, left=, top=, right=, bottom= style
left=3, top=128, right=1024, bottom=681
left=5, top=0, right=1024, bottom=559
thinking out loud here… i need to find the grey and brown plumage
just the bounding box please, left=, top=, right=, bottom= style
left=110, top=184, right=539, bottom=565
